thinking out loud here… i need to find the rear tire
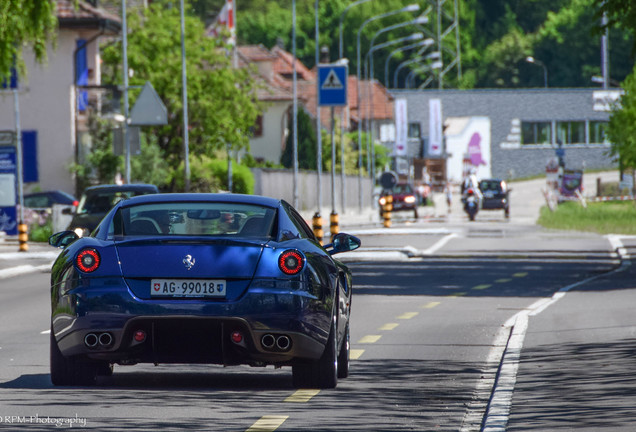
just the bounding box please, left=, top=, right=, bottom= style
left=50, top=329, right=99, bottom=386
left=292, top=315, right=338, bottom=389
left=337, top=324, right=350, bottom=379
left=50, top=329, right=73, bottom=386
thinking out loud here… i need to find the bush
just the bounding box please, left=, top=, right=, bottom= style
left=205, top=158, right=254, bottom=194
left=169, top=156, right=254, bottom=194
left=29, top=219, right=53, bottom=243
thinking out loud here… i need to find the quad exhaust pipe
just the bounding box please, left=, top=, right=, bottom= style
left=276, top=335, right=291, bottom=350
left=84, top=332, right=113, bottom=348
left=260, top=334, right=291, bottom=352
left=261, top=334, right=276, bottom=349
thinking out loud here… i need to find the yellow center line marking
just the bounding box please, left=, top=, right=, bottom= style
left=378, top=323, right=399, bottom=331
left=472, top=284, right=492, bottom=290
left=513, top=272, right=528, bottom=278
left=245, top=415, right=288, bottom=432
left=421, top=301, right=440, bottom=309
left=496, top=278, right=512, bottom=283
left=350, top=349, right=365, bottom=359
left=284, top=389, right=320, bottom=403
left=396, top=312, right=418, bottom=319
left=358, top=334, right=382, bottom=343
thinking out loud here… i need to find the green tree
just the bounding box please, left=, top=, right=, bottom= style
left=281, top=107, right=317, bottom=170
left=0, top=0, right=58, bottom=82
left=607, top=72, right=636, bottom=168
left=597, top=0, right=636, bottom=40
left=101, top=0, right=261, bottom=191
left=69, top=115, right=121, bottom=193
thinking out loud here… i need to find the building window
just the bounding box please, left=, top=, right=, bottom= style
left=408, top=122, right=421, bottom=138
left=589, top=121, right=608, bottom=144
left=556, top=121, right=585, bottom=145
left=251, top=115, right=263, bottom=137
left=521, top=121, right=551, bottom=145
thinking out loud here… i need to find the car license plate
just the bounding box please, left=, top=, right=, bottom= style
left=150, top=279, right=226, bottom=298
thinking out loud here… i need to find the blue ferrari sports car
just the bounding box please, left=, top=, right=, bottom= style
left=48, top=193, right=360, bottom=388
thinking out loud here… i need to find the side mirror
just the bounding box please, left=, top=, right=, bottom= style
left=49, top=231, right=79, bottom=249
left=325, top=233, right=361, bottom=255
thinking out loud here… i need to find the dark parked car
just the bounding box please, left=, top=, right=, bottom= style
left=67, top=184, right=159, bottom=236
left=378, top=183, right=419, bottom=219
left=24, top=190, right=78, bottom=210
left=49, top=193, right=360, bottom=388
left=479, top=179, right=511, bottom=218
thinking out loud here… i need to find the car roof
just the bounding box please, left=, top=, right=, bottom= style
left=118, top=193, right=281, bottom=209
left=82, top=184, right=159, bottom=194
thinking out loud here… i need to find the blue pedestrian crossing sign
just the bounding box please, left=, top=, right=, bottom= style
left=318, top=65, right=348, bottom=107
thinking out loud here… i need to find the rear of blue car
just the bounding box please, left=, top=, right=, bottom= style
left=50, top=195, right=350, bottom=387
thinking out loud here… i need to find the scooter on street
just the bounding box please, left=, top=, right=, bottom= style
left=462, top=188, right=479, bottom=221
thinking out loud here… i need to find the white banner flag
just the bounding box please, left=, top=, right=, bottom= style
left=428, top=98, right=443, bottom=156
left=206, top=0, right=236, bottom=45
left=395, top=98, right=408, bottom=157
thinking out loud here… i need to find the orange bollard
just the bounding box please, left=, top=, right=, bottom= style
left=312, top=212, right=324, bottom=245
left=383, top=195, right=393, bottom=228
left=18, top=222, right=28, bottom=252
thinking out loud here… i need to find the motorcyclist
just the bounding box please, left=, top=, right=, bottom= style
left=461, top=168, right=483, bottom=205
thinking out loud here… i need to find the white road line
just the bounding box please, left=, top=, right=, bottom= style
left=606, top=234, right=630, bottom=258
left=0, top=264, right=51, bottom=279
left=0, top=251, right=59, bottom=260
left=422, top=233, right=458, bottom=255
left=40, top=329, right=51, bottom=335
left=349, top=228, right=453, bottom=235
left=481, top=236, right=631, bottom=432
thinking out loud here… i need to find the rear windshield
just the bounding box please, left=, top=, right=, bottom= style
left=78, top=190, right=152, bottom=214
left=393, top=184, right=413, bottom=194
left=479, top=181, right=504, bottom=192
left=108, top=202, right=276, bottom=238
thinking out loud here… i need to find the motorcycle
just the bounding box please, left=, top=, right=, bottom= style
left=462, top=188, right=479, bottom=221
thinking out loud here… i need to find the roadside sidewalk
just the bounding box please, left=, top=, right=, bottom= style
left=0, top=237, right=59, bottom=277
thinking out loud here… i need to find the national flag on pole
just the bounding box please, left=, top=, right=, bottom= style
left=206, top=0, right=236, bottom=45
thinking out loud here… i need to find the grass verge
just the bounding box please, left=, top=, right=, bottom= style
left=537, top=200, right=636, bottom=234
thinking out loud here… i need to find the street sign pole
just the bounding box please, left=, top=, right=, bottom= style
left=330, top=106, right=336, bottom=215
left=318, top=63, right=347, bottom=238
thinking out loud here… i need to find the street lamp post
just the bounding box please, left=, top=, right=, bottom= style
left=179, top=0, right=190, bottom=192
left=362, top=14, right=427, bottom=180
left=338, top=0, right=373, bottom=215
left=525, top=56, right=548, bottom=88
left=365, top=33, right=423, bottom=182
left=355, top=3, right=420, bottom=210
left=314, top=0, right=322, bottom=230
left=384, top=39, right=434, bottom=88
left=292, top=0, right=298, bottom=208
left=393, top=55, right=423, bottom=88
left=406, top=57, right=442, bottom=88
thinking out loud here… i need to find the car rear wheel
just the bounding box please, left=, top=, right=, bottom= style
left=50, top=329, right=100, bottom=386
left=337, top=323, right=350, bottom=379
left=292, top=315, right=338, bottom=389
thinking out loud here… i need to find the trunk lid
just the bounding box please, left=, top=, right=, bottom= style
left=115, top=238, right=266, bottom=301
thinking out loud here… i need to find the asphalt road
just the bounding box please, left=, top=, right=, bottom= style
left=0, top=171, right=634, bottom=431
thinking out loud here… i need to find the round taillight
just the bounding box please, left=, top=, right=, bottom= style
left=278, top=250, right=304, bottom=275
left=76, top=248, right=100, bottom=273
left=231, top=331, right=243, bottom=344
left=134, top=330, right=146, bottom=343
